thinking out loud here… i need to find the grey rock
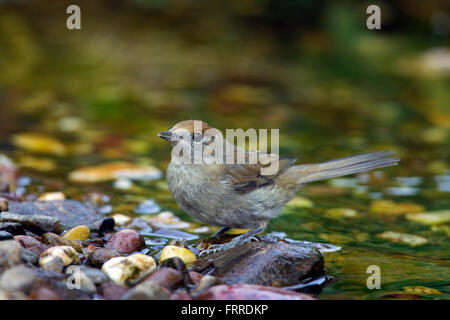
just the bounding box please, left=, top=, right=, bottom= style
left=0, top=240, right=22, bottom=268
left=41, top=257, right=64, bottom=273
left=193, top=241, right=324, bottom=287
left=77, top=266, right=110, bottom=284
left=0, top=212, right=63, bottom=235
left=0, top=266, right=36, bottom=293
left=0, top=222, right=25, bottom=235
left=21, top=249, right=39, bottom=265
left=121, top=280, right=170, bottom=300
left=87, top=248, right=121, bottom=268
left=7, top=200, right=114, bottom=232
left=0, top=231, right=14, bottom=240
left=42, top=232, right=83, bottom=252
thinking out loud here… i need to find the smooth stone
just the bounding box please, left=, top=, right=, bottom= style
left=0, top=222, right=25, bottom=235
left=140, top=267, right=183, bottom=290
left=105, top=229, right=145, bottom=254
left=0, top=266, right=36, bottom=293
left=142, top=228, right=198, bottom=241
left=77, top=266, right=110, bottom=285
left=193, top=241, right=324, bottom=287
left=0, top=231, right=14, bottom=240
left=37, top=192, right=66, bottom=201
left=0, top=212, right=63, bottom=235
left=0, top=240, right=22, bottom=268
left=160, top=245, right=196, bottom=267
left=196, top=284, right=314, bottom=300
left=99, top=282, right=128, bottom=300
left=42, top=232, right=83, bottom=252
left=6, top=200, right=114, bottom=232
left=41, top=256, right=65, bottom=273
left=40, top=246, right=79, bottom=267
left=63, top=225, right=90, bottom=241
left=87, top=248, right=121, bottom=268
left=21, top=249, right=39, bottom=265
left=111, top=214, right=131, bottom=227
left=14, top=235, right=48, bottom=255
left=121, top=280, right=170, bottom=300
left=101, top=254, right=156, bottom=285
left=127, top=218, right=152, bottom=232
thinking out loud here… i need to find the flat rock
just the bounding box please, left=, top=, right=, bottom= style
left=6, top=200, right=114, bottom=232
left=196, top=284, right=314, bottom=300
left=193, top=241, right=324, bottom=287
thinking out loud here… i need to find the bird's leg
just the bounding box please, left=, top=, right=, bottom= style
left=199, top=227, right=264, bottom=256
left=210, top=227, right=231, bottom=239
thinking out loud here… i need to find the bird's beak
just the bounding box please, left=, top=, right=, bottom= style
left=157, top=131, right=172, bottom=141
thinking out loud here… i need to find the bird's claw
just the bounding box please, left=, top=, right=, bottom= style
left=199, top=235, right=260, bottom=256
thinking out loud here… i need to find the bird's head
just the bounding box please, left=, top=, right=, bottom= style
left=158, top=120, right=221, bottom=151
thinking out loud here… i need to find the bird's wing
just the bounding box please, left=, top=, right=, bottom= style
left=224, top=149, right=296, bottom=193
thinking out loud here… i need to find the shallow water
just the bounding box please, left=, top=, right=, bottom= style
left=0, top=0, right=448, bottom=299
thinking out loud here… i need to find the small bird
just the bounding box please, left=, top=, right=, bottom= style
left=158, top=120, right=399, bottom=253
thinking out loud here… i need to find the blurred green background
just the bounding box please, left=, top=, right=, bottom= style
left=0, top=0, right=448, bottom=299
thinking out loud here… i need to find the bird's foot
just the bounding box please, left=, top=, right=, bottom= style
left=199, top=228, right=263, bottom=256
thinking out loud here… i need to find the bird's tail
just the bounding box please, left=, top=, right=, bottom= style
left=294, top=151, right=399, bottom=184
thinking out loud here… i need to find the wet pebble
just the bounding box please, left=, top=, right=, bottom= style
left=38, top=192, right=66, bottom=201
left=42, top=232, right=83, bottom=252
left=40, top=246, right=79, bottom=267
left=0, top=231, right=14, bottom=240
left=370, top=200, right=424, bottom=215
left=406, top=210, right=450, bottom=226
left=101, top=254, right=156, bottom=285
left=196, top=284, right=314, bottom=300
left=63, top=225, right=90, bottom=241
left=29, top=286, right=61, bottom=300
left=21, top=249, right=39, bottom=265
left=12, top=133, right=66, bottom=156
left=76, top=266, right=110, bottom=285
left=0, top=212, right=63, bottom=235
left=140, top=267, right=183, bottom=290
left=376, top=231, right=428, bottom=246
left=111, top=214, right=132, bottom=226
left=0, top=266, right=36, bottom=293
left=7, top=200, right=113, bottom=233
left=99, top=282, right=128, bottom=300
left=40, top=256, right=65, bottom=273
left=324, top=208, right=358, bottom=219
left=127, top=217, right=152, bottom=232
left=87, top=248, right=121, bottom=268
left=69, top=162, right=162, bottom=183
left=105, top=229, right=145, bottom=254
left=0, top=240, right=22, bottom=268
left=160, top=245, right=196, bottom=267
left=144, top=211, right=190, bottom=229
left=0, top=222, right=25, bottom=235
left=14, top=235, right=48, bottom=255
left=135, top=199, right=161, bottom=215
left=121, top=280, right=170, bottom=300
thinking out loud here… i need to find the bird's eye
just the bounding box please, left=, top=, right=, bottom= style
left=193, top=132, right=202, bottom=142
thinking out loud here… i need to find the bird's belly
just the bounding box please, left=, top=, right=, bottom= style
left=166, top=163, right=290, bottom=228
